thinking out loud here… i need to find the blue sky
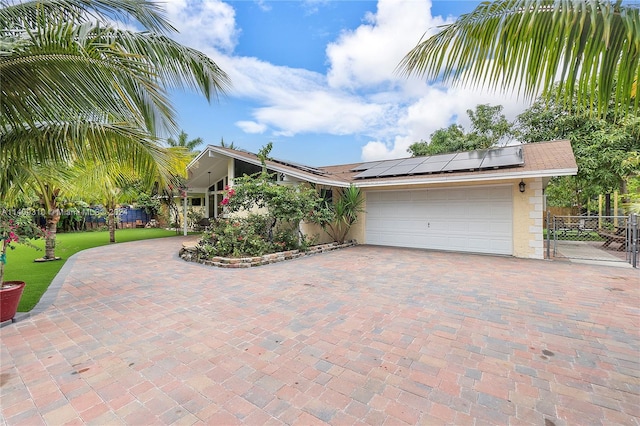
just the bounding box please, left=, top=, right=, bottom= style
left=165, top=0, right=532, bottom=166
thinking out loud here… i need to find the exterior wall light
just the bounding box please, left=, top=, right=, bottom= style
left=519, top=179, right=526, bottom=193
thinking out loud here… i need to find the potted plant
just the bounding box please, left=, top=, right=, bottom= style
left=1, top=206, right=45, bottom=322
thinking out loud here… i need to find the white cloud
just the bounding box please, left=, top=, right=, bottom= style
left=164, top=0, right=238, bottom=53
left=235, top=121, right=267, bottom=134
left=253, top=91, right=388, bottom=136
left=162, top=0, right=534, bottom=164
left=326, top=0, right=449, bottom=89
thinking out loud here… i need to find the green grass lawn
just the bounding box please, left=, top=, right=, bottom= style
left=3, top=228, right=183, bottom=312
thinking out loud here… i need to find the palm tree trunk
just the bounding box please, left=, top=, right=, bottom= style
left=108, top=207, right=116, bottom=243
left=44, top=209, right=60, bottom=259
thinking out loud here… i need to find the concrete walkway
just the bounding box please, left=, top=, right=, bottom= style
left=554, top=241, right=631, bottom=267
left=1, top=237, right=639, bottom=425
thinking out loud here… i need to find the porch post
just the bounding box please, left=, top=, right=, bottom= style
left=183, top=193, right=188, bottom=236
left=632, top=214, right=638, bottom=268
left=204, top=190, right=210, bottom=218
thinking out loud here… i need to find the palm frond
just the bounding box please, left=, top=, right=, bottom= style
left=1, top=20, right=230, bottom=134
left=0, top=119, right=172, bottom=193
left=0, top=0, right=174, bottom=33
left=398, top=0, right=640, bottom=117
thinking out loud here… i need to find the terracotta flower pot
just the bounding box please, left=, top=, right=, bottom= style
left=1, top=281, right=26, bottom=323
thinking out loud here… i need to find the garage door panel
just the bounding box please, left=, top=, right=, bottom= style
left=366, top=186, right=513, bottom=255
left=488, top=186, right=511, bottom=198
left=489, top=221, right=511, bottom=233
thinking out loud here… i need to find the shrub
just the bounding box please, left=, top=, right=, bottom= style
left=197, top=215, right=273, bottom=258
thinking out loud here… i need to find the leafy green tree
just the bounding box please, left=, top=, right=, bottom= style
left=226, top=173, right=322, bottom=243
left=516, top=95, right=639, bottom=209
left=0, top=0, right=230, bottom=196
left=408, top=125, right=466, bottom=156
left=466, top=104, right=512, bottom=149
left=398, top=0, right=640, bottom=117
left=408, top=104, right=512, bottom=156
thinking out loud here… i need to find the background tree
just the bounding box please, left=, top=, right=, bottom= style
left=408, top=104, right=512, bottom=156
left=516, top=93, right=639, bottom=211
left=408, top=125, right=466, bottom=156
left=167, top=130, right=204, bottom=153
left=398, top=0, right=640, bottom=118
left=4, top=162, right=74, bottom=260
left=219, top=137, right=237, bottom=149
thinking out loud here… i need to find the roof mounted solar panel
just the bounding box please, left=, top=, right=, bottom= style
left=352, top=159, right=404, bottom=178
left=397, top=157, right=428, bottom=166
left=376, top=164, right=421, bottom=177
left=480, top=145, right=524, bottom=169
left=352, top=166, right=392, bottom=178
left=423, top=152, right=457, bottom=162
left=409, top=160, right=450, bottom=175
left=352, top=145, right=524, bottom=179
left=351, top=161, right=383, bottom=171
left=441, top=150, right=487, bottom=172
left=270, top=157, right=328, bottom=176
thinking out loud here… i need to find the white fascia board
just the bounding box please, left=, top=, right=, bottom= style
left=186, top=146, right=214, bottom=170
left=352, top=168, right=578, bottom=188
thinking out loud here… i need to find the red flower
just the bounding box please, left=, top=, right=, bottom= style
left=220, top=198, right=229, bottom=206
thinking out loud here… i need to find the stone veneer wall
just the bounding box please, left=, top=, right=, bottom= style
left=512, top=177, right=544, bottom=259
left=527, top=178, right=545, bottom=259
left=180, top=241, right=356, bottom=268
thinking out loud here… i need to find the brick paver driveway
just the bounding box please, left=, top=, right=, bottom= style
left=1, top=237, right=638, bottom=425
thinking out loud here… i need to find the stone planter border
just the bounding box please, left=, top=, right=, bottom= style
left=179, top=241, right=356, bottom=268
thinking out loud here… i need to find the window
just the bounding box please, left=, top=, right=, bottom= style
left=234, top=159, right=261, bottom=178
left=191, top=198, right=202, bottom=206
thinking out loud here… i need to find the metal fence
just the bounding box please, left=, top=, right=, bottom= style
left=547, top=214, right=638, bottom=267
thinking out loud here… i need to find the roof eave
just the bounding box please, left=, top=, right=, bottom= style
left=188, top=145, right=351, bottom=188
left=352, top=167, right=578, bottom=188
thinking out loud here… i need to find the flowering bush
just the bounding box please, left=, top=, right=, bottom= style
left=1, top=207, right=46, bottom=284
left=196, top=215, right=314, bottom=258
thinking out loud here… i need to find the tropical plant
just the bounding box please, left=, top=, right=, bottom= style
left=3, top=161, right=74, bottom=260
left=1, top=206, right=45, bottom=285
left=167, top=130, right=203, bottom=152
left=314, top=185, right=365, bottom=244
left=219, top=138, right=237, bottom=149
left=398, top=0, right=640, bottom=117
left=0, top=0, right=230, bottom=196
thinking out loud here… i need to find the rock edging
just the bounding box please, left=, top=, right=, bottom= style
left=179, top=240, right=356, bottom=268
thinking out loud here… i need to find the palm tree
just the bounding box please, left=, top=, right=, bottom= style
left=0, top=0, right=230, bottom=195
left=398, top=0, right=640, bottom=117
left=67, top=161, right=142, bottom=244
left=167, top=131, right=203, bottom=152
left=3, top=162, right=72, bottom=261
left=220, top=137, right=237, bottom=149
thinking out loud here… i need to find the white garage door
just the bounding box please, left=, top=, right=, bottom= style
left=365, top=186, right=513, bottom=255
